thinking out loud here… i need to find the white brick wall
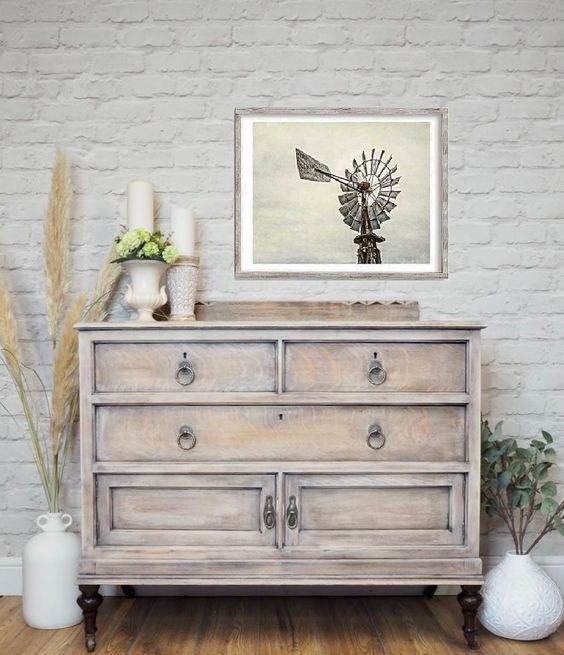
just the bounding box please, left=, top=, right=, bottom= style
left=0, top=0, right=563, bottom=561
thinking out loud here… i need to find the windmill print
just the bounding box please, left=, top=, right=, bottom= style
left=235, top=109, right=447, bottom=278
left=295, top=148, right=401, bottom=264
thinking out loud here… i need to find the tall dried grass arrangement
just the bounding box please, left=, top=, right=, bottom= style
left=0, top=149, right=119, bottom=513
left=88, top=245, right=121, bottom=322
left=48, top=293, right=87, bottom=507
left=43, top=147, right=72, bottom=346
left=0, top=277, right=20, bottom=379
left=0, top=275, right=52, bottom=506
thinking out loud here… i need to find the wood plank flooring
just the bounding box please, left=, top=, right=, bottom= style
left=1, top=595, right=562, bottom=655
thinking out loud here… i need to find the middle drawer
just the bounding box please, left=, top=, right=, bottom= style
left=95, top=405, right=466, bottom=462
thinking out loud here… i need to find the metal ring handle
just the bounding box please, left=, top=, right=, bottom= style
left=263, top=495, right=276, bottom=530
left=177, top=425, right=197, bottom=451
left=175, top=360, right=195, bottom=386
left=286, top=495, right=298, bottom=530
left=368, top=357, right=387, bottom=385
left=367, top=423, right=386, bottom=450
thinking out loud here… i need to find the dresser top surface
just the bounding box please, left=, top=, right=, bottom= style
left=76, top=320, right=485, bottom=331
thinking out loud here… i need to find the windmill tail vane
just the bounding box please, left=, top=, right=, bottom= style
left=295, top=148, right=331, bottom=182
left=295, top=147, right=401, bottom=265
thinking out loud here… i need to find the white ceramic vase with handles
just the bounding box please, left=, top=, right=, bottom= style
left=122, top=260, right=168, bottom=322
left=479, top=551, right=564, bottom=640
left=22, top=512, right=82, bottom=629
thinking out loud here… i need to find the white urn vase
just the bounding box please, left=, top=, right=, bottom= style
left=479, top=551, right=564, bottom=640
left=22, top=513, right=82, bottom=629
left=122, top=260, right=167, bottom=322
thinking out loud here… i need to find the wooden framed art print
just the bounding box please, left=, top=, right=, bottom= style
left=235, top=108, right=447, bottom=279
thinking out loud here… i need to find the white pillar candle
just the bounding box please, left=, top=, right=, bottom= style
left=170, top=207, right=196, bottom=257
left=127, top=180, right=154, bottom=231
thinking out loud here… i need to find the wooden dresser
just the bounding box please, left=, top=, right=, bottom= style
left=76, top=312, right=484, bottom=651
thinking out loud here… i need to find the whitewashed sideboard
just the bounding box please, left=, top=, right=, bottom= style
left=76, top=313, right=484, bottom=651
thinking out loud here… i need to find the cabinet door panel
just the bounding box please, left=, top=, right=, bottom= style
left=284, top=473, right=465, bottom=554
left=96, top=473, right=277, bottom=548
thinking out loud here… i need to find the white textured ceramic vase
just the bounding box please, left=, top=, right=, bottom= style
left=22, top=513, right=82, bottom=629
left=166, top=256, right=199, bottom=321
left=122, top=260, right=167, bottom=322
left=479, top=551, right=564, bottom=640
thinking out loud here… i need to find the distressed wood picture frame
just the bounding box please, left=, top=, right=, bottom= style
left=234, top=108, right=448, bottom=279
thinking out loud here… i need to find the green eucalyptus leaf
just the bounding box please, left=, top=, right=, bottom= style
left=498, top=471, right=512, bottom=489
left=541, top=430, right=553, bottom=444
left=544, top=448, right=556, bottom=460
left=481, top=421, right=492, bottom=441
left=541, top=498, right=559, bottom=515
left=541, top=482, right=557, bottom=497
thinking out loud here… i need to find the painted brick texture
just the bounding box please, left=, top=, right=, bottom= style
left=0, top=0, right=563, bottom=558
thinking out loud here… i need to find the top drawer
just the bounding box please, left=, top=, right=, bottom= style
left=284, top=341, right=467, bottom=393
left=94, top=342, right=276, bottom=393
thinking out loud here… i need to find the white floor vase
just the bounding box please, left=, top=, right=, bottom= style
left=479, top=551, right=564, bottom=640
left=22, top=513, right=82, bottom=629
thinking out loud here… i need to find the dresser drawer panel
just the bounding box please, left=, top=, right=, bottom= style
left=95, top=405, right=466, bottom=462
left=96, top=474, right=276, bottom=547
left=284, top=473, right=465, bottom=551
left=284, top=341, right=466, bottom=393
left=94, top=342, right=276, bottom=393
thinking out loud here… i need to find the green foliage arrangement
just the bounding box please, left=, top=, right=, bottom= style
left=481, top=419, right=564, bottom=554
left=113, top=228, right=178, bottom=264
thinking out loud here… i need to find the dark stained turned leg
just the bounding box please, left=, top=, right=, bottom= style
left=77, top=585, right=103, bottom=652
left=422, top=585, right=438, bottom=599
left=457, top=585, right=482, bottom=650
left=121, top=585, right=135, bottom=598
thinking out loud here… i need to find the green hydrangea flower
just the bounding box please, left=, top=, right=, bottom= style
left=135, top=228, right=151, bottom=244
left=163, top=245, right=178, bottom=264
left=114, top=228, right=178, bottom=264
left=142, top=241, right=160, bottom=258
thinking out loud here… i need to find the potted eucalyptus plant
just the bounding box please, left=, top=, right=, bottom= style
left=480, top=420, right=564, bottom=640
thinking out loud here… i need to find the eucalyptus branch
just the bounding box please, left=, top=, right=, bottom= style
left=481, top=419, right=563, bottom=556
left=525, top=500, right=564, bottom=555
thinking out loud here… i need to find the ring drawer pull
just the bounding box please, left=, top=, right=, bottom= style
left=263, top=495, right=276, bottom=530
left=286, top=495, right=298, bottom=530
left=177, top=425, right=197, bottom=451
left=367, top=423, right=386, bottom=450
left=368, top=352, right=386, bottom=385
left=175, top=357, right=195, bottom=386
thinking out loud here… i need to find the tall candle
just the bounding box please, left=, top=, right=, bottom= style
left=170, top=207, right=196, bottom=257
left=127, top=180, right=154, bottom=231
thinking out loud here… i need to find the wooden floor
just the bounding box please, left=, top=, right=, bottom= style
left=0, top=595, right=563, bottom=655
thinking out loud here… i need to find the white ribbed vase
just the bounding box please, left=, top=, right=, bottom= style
left=479, top=551, right=564, bottom=640
left=122, top=260, right=168, bottom=322
left=22, top=513, right=82, bottom=629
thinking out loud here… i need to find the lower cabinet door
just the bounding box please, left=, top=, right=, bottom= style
left=283, top=473, right=465, bottom=554
left=96, top=473, right=277, bottom=548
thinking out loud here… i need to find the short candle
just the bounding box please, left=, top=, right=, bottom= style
left=171, top=207, right=196, bottom=257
